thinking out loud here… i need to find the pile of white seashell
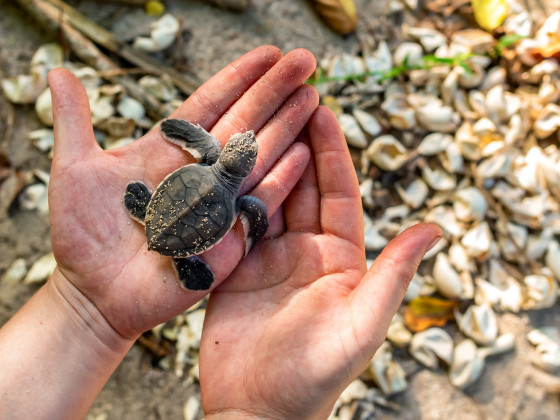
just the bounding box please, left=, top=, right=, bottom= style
left=320, top=4, right=560, bottom=418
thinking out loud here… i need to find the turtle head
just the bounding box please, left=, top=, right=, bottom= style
left=217, top=130, right=258, bottom=178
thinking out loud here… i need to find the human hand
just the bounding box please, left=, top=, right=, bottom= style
left=199, top=107, right=442, bottom=419
left=46, top=46, right=318, bottom=345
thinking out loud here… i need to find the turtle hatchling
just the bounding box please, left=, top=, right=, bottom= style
left=124, top=119, right=269, bottom=291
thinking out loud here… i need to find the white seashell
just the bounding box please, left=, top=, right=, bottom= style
left=441, top=68, right=458, bottom=105
left=359, top=178, right=374, bottom=208
left=352, top=108, right=382, bottom=137
left=30, top=44, right=63, bottom=79
left=415, top=101, right=459, bottom=133
left=393, top=42, right=423, bottom=67
left=24, top=252, right=57, bottom=284
left=479, top=333, right=516, bottom=358
left=28, top=129, right=54, bottom=154
left=117, top=96, right=146, bottom=121
left=433, top=252, right=466, bottom=299
left=425, top=206, right=464, bottom=238
left=527, top=327, right=560, bottom=373
left=90, top=96, right=115, bottom=124
left=449, top=339, right=486, bottom=389
left=421, top=163, right=456, bottom=191
left=497, top=221, right=527, bottom=261
left=453, top=187, right=487, bottom=222
left=133, top=14, right=179, bottom=52
left=338, top=114, right=368, bottom=148
left=381, top=94, right=416, bottom=130
left=366, top=135, right=409, bottom=171
left=1, top=74, right=45, bottom=104
left=534, top=103, right=560, bottom=139
left=457, top=63, right=485, bottom=89
left=410, top=328, right=454, bottom=369
left=545, top=241, right=560, bottom=281
left=503, top=10, right=532, bottom=38
left=455, top=122, right=482, bottom=160
left=139, top=75, right=178, bottom=102
left=183, top=396, right=200, bottom=420
left=455, top=304, right=498, bottom=345
left=480, top=67, right=506, bottom=93
left=448, top=242, right=475, bottom=272
left=522, top=274, right=557, bottom=310
left=474, top=278, right=501, bottom=306
left=451, top=29, right=494, bottom=54
left=337, top=379, right=368, bottom=405
left=404, top=27, right=447, bottom=52
left=526, top=228, right=554, bottom=261
left=365, top=341, right=407, bottom=396
left=363, top=212, right=389, bottom=251
left=35, top=88, right=53, bottom=126
left=364, top=41, right=393, bottom=76
left=387, top=313, right=412, bottom=347
left=530, top=59, right=560, bottom=80
left=417, top=133, right=452, bottom=156
left=468, top=90, right=487, bottom=118
left=404, top=272, right=436, bottom=301
left=538, top=77, right=560, bottom=104
left=1, top=258, right=27, bottom=286
left=476, top=153, right=513, bottom=179
left=439, top=141, right=464, bottom=174
left=395, top=178, right=429, bottom=209
left=19, top=183, right=49, bottom=213
left=461, top=221, right=493, bottom=259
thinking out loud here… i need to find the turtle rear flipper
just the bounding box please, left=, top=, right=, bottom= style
left=124, top=182, right=152, bottom=223
left=237, top=195, right=268, bottom=257
left=161, top=119, right=221, bottom=165
left=173, top=256, right=214, bottom=291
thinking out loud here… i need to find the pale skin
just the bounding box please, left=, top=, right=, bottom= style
left=0, top=46, right=441, bottom=419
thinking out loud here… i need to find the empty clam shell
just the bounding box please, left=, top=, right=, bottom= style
left=395, top=178, right=429, bottom=209
left=366, top=135, right=409, bottom=171
left=527, top=327, right=560, bottom=373
left=404, top=27, right=447, bottom=52
left=449, top=338, right=486, bottom=389
left=522, top=274, right=558, bottom=310
left=35, top=88, right=53, bottom=126
left=338, top=114, right=368, bottom=148
left=24, top=252, right=57, bottom=284
left=453, top=187, right=487, bottom=222
left=393, top=42, right=423, bottom=67
left=534, top=103, right=560, bottom=139
left=417, top=133, right=452, bottom=156
left=352, top=108, right=382, bottom=137
left=1, top=258, right=27, bottom=286
left=133, top=14, right=179, bottom=53
left=433, top=252, right=466, bottom=299
left=455, top=304, right=498, bottom=346
left=387, top=313, right=412, bottom=347
left=365, top=341, right=407, bottom=396
left=421, top=163, right=456, bottom=191
left=410, top=327, right=454, bottom=369
left=461, top=221, right=493, bottom=259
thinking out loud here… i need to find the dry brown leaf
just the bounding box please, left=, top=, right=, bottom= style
left=404, top=296, right=460, bottom=332
left=308, top=0, right=358, bottom=35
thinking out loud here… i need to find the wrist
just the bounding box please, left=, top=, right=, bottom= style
left=0, top=267, right=134, bottom=418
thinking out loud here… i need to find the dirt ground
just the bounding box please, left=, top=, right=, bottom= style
left=0, top=0, right=559, bottom=419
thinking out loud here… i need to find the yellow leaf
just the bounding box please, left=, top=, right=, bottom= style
left=404, top=296, right=459, bottom=332
left=308, top=0, right=358, bottom=35
left=471, top=0, right=509, bottom=31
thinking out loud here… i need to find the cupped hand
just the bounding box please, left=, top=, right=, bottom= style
left=46, top=46, right=318, bottom=342
left=200, top=107, right=442, bottom=419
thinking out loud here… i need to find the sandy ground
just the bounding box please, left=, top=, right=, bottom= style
left=0, top=0, right=559, bottom=418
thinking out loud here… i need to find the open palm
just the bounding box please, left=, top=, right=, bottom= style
left=47, top=46, right=318, bottom=340
left=200, top=107, right=442, bottom=419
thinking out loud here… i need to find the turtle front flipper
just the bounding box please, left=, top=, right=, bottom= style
left=237, top=195, right=269, bottom=257
left=124, top=182, right=152, bottom=224
left=161, top=119, right=221, bottom=165
left=173, top=256, right=215, bottom=291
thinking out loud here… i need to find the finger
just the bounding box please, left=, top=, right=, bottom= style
left=170, top=45, right=283, bottom=128
left=48, top=68, right=100, bottom=166
left=308, top=106, right=363, bottom=247
left=284, top=131, right=321, bottom=233
left=349, top=223, right=443, bottom=350
left=264, top=207, right=286, bottom=239
left=242, top=84, right=319, bottom=191
left=210, top=49, right=317, bottom=143
left=202, top=142, right=310, bottom=280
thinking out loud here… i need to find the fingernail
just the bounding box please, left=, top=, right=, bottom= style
left=425, top=234, right=442, bottom=253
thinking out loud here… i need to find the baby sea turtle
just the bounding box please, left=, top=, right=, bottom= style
left=124, top=119, right=269, bottom=291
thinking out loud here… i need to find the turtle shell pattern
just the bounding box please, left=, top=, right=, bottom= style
left=145, top=164, right=235, bottom=257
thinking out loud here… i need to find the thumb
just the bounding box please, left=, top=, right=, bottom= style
left=349, top=223, right=442, bottom=350
left=48, top=68, right=100, bottom=166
